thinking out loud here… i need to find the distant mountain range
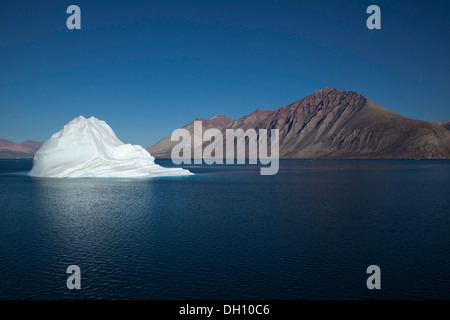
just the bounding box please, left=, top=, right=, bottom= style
left=147, top=88, right=450, bottom=159
left=1, top=88, right=449, bottom=160
left=0, top=139, right=43, bottom=159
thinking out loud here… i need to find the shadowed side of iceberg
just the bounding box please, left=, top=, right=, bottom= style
left=28, top=116, right=192, bottom=178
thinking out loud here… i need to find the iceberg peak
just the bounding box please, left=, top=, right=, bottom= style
left=29, top=116, right=192, bottom=178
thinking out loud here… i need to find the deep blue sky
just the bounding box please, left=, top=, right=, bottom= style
left=0, top=0, right=449, bottom=147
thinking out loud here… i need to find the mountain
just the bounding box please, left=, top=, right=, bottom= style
left=147, top=88, right=450, bottom=159
left=147, top=114, right=235, bottom=158
left=29, top=116, right=192, bottom=178
left=433, top=120, right=450, bottom=130
left=19, top=140, right=43, bottom=152
left=0, top=139, right=43, bottom=158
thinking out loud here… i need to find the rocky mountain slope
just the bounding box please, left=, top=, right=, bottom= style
left=434, top=120, right=450, bottom=130
left=0, top=139, right=43, bottom=158
left=147, top=88, right=450, bottom=159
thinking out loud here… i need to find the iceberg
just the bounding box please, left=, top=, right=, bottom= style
left=28, top=116, right=192, bottom=178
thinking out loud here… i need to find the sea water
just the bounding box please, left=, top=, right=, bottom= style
left=0, top=159, right=449, bottom=299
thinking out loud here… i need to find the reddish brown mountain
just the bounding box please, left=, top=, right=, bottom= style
left=0, top=139, right=43, bottom=158
left=434, top=120, right=450, bottom=130
left=147, top=88, right=450, bottom=159
left=147, top=114, right=235, bottom=158
left=19, top=140, right=43, bottom=152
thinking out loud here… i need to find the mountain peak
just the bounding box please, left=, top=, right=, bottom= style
left=236, top=109, right=274, bottom=124
left=189, top=114, right=235, bottom=129
left=282, top=88, right=366, bottom=116
left=317, top=87, right=337, bottom=93
left=433, top=120, right=450, bottom=130
left=308, top=87, right=363, bottom=98
left=148, top=87, right=450, bottom=159
left=211, top=114, right=230, bottom=120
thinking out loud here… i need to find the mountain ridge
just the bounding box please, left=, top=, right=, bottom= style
left=147, top=88, right=450, bottom=159
left=0, top=139, right=43, bottom=159
left=434, top=120, right=450, bottom=130
left=1, top=88, right=449, bottom=159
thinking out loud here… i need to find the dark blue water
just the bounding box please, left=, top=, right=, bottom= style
left=0, top=159, right=449, bottom=300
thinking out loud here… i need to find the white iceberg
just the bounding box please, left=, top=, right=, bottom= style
left=28, top=116, right=192, bottom=178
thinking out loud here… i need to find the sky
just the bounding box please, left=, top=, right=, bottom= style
left=0, top=0, right=449, bottom=147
